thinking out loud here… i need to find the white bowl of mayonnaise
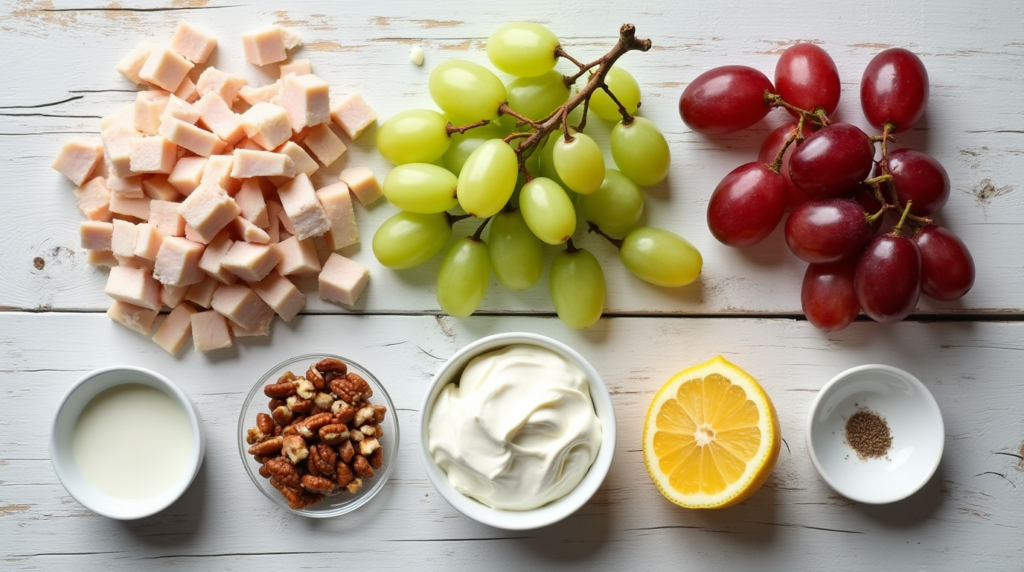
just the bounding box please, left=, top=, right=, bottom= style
left=419, top=332, right=616, bottom=530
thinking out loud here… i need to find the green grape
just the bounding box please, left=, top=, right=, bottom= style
left=382, top=164, right=459, bottom=214
left=519, top=177, right=576, bottom=245
left=429, top=60, right=507, bottom=122
left=376, top=109, right=451, bottom=165
left=578, top=169, right=644, bottom=237
left=372, top=211, right=451, bottom=269
left=611, top=116, right=671, bottom=186
left=488, top=210, right=545, bottom=291
left=553, top=132, right=605, bottom=194
left=436, top=238, right=491, bottom=317
left=501, top=71, right=570, bottom=131
left=550, top=247, right=605, bottom=329
left=618, top=227, right=702, bottom=287
left=442, top=122, right=508, bottom=176
left=589, top=66, right=641, bottom=121
left=537, top=134, right=568, bottom=189
left=486, top=22, right=560, bottom=78
left=457, top=139, right=518, bottom=218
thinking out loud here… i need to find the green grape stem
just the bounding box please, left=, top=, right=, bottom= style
left=587, top=221, right=624, bottom=249
left=893, top=200, right=913, bottom=236
left=498, top=103, right=541, bottom=130
left=471, top=216, right=491, bottom=240
left=446, top=213, right=473, bottom=226
left=565, top=237, right=580, bottom=253
left=764, top=91, right=830, bottom=126
left=446, top=119, right=492, bottom=135
left=599, top=83, right=634, bottom=125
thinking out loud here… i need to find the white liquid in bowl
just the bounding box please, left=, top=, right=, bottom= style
left=72, top=384, right=194, bottom=499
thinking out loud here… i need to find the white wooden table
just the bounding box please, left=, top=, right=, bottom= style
left=2, top=0, right=1022, bottom=569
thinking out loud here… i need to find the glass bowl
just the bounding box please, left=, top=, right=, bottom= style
left=237, top=353, right=398, bottom=517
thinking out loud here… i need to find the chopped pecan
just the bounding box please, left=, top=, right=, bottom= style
left=359, top=424, right=376, bottom=437
left=353, top=405, right=376, bottom=427
left=312, top=392, right=334, bottom=411
left=266, top=457, right=300, bottom=488
left=246, top=426, right=265, bottom=444
left=295, top=412, right=332, bottom=439
left=331, top=400, right=355, bottom=424
left=272, top=405, right=294, bottom=427
left=264, top=381, right=296, bottom=398
left=282, top=434, right=309, bottom=464
left=374, top=405, right=387, bottom=424
left=295, top=377, right=316, bottom=400
left=301, top=474, right=335, bottom=494
left=330, top=373, right=372, bottom=405
left=338, top=439, right=355, bottom=463
left=287, top=395, right=315, bottom=414
left=319, top=423, right=350, bottom=445
left=346, top=478, right=363, bottom=494
left=352, top=454, right=375, bottom=479
left=256, top=412, right=275, bottom=434
left=248, top=436, right=284, bottom=456
left=336, top=461, right=354, bottom=487
left=359, top=437, right=381, bottom=457
left=311, top=442, right=337, bottom=476
left=369, top=447, right=384, bottom=469
left=349, top=429, right=364, bottom=442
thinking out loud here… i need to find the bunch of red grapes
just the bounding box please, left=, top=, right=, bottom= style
left=679, top=44, right=975, bottom=331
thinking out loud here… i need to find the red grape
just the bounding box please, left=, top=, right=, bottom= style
left=680, top=66, right=775, bottom=135
left=802, top=260, right=860, bottom=332
left=707, top=162, right=787, bottom=247
left=775, top=43, right=841, bottom=117
left=861, top=48, right=929, bottom=133
left=785, top=198, right=872, bottom=263
left=758, top=121, right=817, bottom=210
left=913, top=225, right=975, bottom=301
left=789, top=123, right=875, bottom=198
left=882, top=148, right=950, bottom=215
left=855, top=234, right=922, bottom=324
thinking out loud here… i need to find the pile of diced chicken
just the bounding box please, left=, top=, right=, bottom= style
left=51, top=22, right=384, bottom=354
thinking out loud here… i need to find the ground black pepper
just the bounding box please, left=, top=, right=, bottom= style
left=844, top=409, right=892, bottom=460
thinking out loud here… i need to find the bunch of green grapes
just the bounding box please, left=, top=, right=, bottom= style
left=373, top=23, right=703, bottom=328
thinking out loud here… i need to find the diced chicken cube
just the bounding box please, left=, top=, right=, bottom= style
left=87, top=249, right=119, bottom=267
left=102, top=126, right=139, bottom=179
left=279, top=59, right=311, bottom=77
left=194, top=92, right=245, bottom=145
left=339, top=166, right=382, bottom=206
left=221, top=241, right=281, bottom=282
left=139, top=46, right=194, bottom=92
left=100, top=103, right=135, bottom=131
left=318, top=253, right=369, bottom=306
left=240, top=102, right=292, bottom=150
left=160, top=283, right=190, bottom=308
left=109, top=192, right=152, bottom=221
left=302, top=123, right=346, bottom=167
left=73, top=177, right=113, bottom=221
left=197, top=231, right=238, bottom=284
left=233, top=138, right=261, bottom=151
left=111, top=219, right=138, bottom=257
left=109, top=174, right=144, bottom=199
left=229, top=319, right=271, bottom=337
left=233, top=216, right=270, bottom=244
left=185, top=275, right=220, bottom=308
left=170, top=21, right=217, bottom=64
left=80, top=221, right=113, bottom=251
left=241, top=25, right=301, bottom=66
left=238, top=80, right=282, bottom=106
left=316, top=182, right=360, bottom=251
left=158, top=118, right=225, bottom=157
left=184, top=223, right=205, bottom=244
left=276, top=73, right=330, bottom=131
left=116, top=42, right=154, bottom=85
left=133, top=223, right=164, bottom=260
left=149, top=200, right=186, bottom=237
left=330, top=92, right=377, bottom=140
left=153, top=236, right=206, bottom=287
left=250, top=273, right=304, bottom=322
left=200, top=154, right=234, bottom=190
left=134, top=90, right=171, bottom=135
left=265, top=199, right=283, bottom=244
left=274, top=235, right=321, bottom=277
left=196, top=67, right=248, bottom=104
left=274, top=140, right=318, bottom=177
left=108, top=300, right=159, bottom=335
left=235, top=178, right=268, bottom=227
left=142, top=175, right=181, bottom=202
left=174, top=76, right=199, bottom=103
left=115, top=254, right=155, bottom=271
left=129, top=135, right=177, bottom=174
left=276, top=206, right=296, bottom=235
left=177, top=183, right=241, bottom=244
left=152, top=303, right=198, bottom=355
left=231, top=149, right=295, bottom=178
left=277, top=173, right=330, bottom=240
left=211, top=284, right=274, bottom=331
left=105, top=266, right=161, bottom=311
left=191, top=310, right=233, bottom=352
left=161, top=94, right=201, bottom=125
left=52, top=138, right=104, bottom=186
left=167, top=156, right=207, bottom=195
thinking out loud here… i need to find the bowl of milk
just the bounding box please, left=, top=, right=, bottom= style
left=50, top=366, right=206, bottom=520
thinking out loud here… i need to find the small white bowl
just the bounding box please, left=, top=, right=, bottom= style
left=50, top=366, right=206, bottom=520
left=419, top=332, right=616, bottom=530
left=806, top=364, right=944, bottom=504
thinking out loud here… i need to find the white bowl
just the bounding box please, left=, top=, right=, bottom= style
left=419, top=333, right=616, bottom=530
left=806, top=364, right=944, bottom=504
left=50, top=366, right=206, bottom=520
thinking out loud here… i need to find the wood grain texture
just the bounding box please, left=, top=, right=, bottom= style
left=0, top=0, right=1021, bottom=315
left=2, top=313, right=1023, bottom=570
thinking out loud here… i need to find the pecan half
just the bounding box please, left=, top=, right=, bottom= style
left=269, top=398, right=286, bottom=411
left=269, top=476, right=303, bottom=506
left=295, top=412, right=332, bottom=439
left=256, top=412, right=275, bottom=434
left=336, top=461, right=354, bottom=487
left=319, top=423, right=350, bottom=445
left=352, top=454, right=375, bottom=479
left=306, top=366, right=326, bottom=390
left=271, top=405, right=294, bottom=427
left=287, top=395, right=315, bottom=414
left=338, top=439, right=355, bottom=463
left=258, top=465, right=272, bottom=479
left=301, top=474, right=335, bottom=494
left=311, top=442, right=337, bottom=476
left=264, top=381, right=296, bottom=398
left=331, top=400, right=355, bottom=424
left=248, top=436, right=284, bottom=456
left=330, top=373, right=372, bottom=405
left=369, top=447, right=384, bottom=469
left=316, top=358, right=348, bottom=378
left=266, top=457, right=300, bottom=488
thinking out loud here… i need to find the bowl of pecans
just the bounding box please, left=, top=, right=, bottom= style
left=238, top=354, right=398, bottom=517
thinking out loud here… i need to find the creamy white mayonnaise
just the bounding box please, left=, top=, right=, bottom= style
left=427, top=344, right=602, bottom=510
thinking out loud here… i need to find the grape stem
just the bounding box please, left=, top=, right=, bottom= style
left=587, top=221, right=624, bottom=249
left=446, top=213, right=472, bottom=226
left=893, top=200, right=913, bottom=236
left=471, top=216, right=491, bottom=240
left=498, top=103, right=540, bottom=130
left=446, top=119, right=491, bottom=135
left=768, top=115, right=805, bottom=174
left=555, top=46, right=587, bottom=71
left=764, top=92, right=829, bottom=126
left=600, top=83, right=635, bottom=125
left=565, top=237, right=581, bottom=253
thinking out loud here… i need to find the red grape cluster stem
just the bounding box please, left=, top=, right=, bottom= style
left=764, top=91, right=830, bottom=127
